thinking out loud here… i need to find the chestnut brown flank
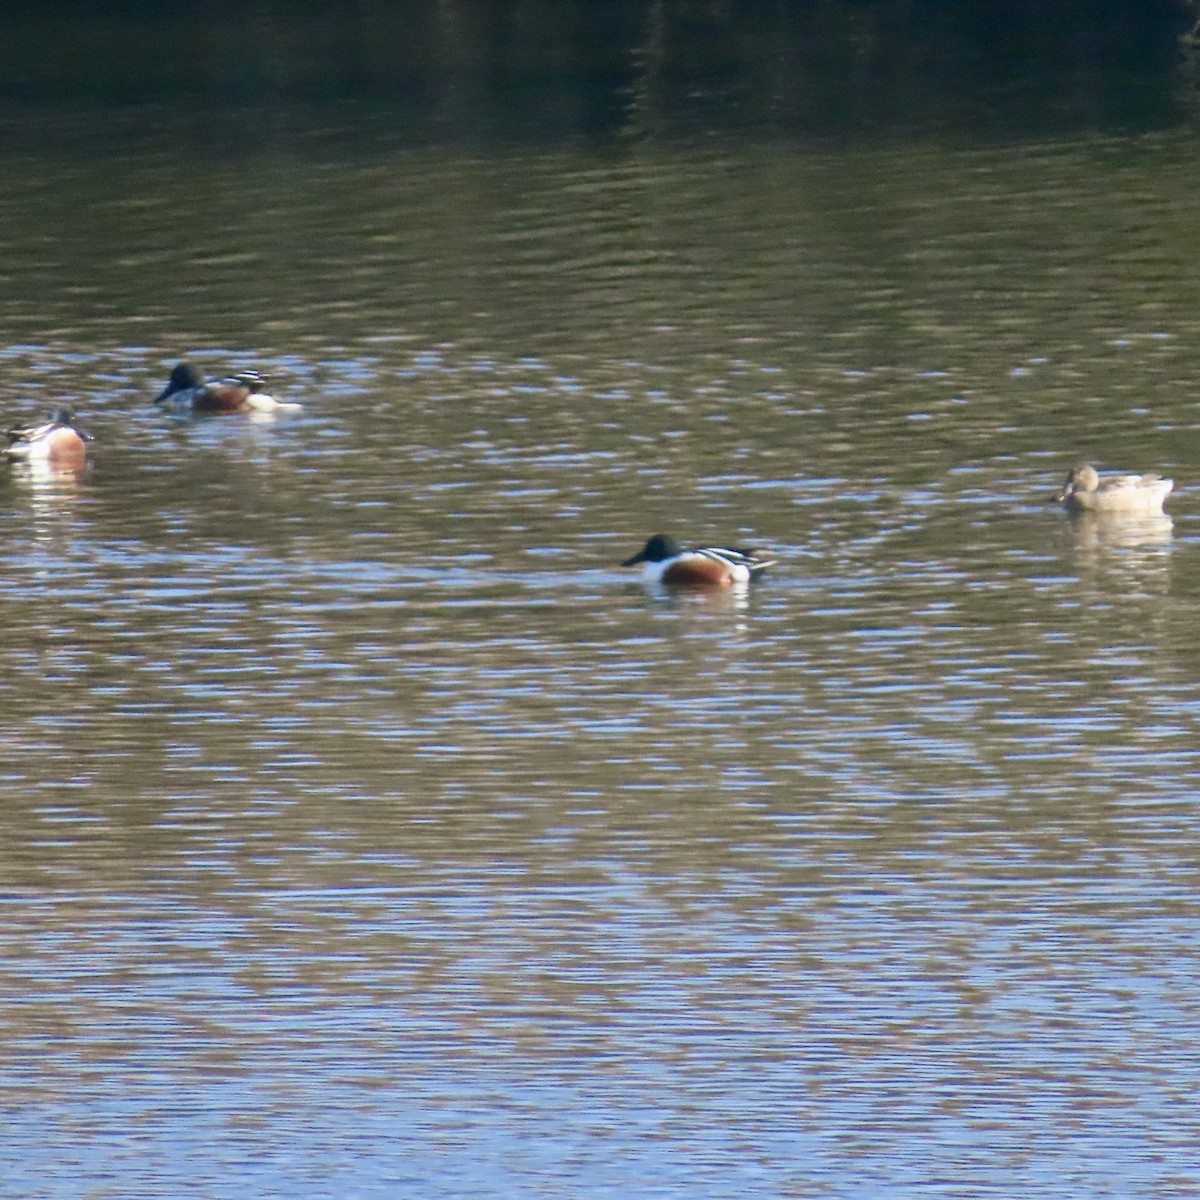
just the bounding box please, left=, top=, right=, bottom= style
left=44, top=426, right=87, bottom=465
left=661, top=556, right=736, bottom=587
left=192, top=383, right=252, bottom=414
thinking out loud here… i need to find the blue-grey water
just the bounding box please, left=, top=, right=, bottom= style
left=4, top=41, right=1200, bottom=1199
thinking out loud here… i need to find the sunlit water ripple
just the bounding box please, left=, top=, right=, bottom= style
left=2, top=117, right=1200, bottom=1197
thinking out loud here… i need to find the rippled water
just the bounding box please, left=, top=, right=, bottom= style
left=4, top=103, right=1200, bottom=1197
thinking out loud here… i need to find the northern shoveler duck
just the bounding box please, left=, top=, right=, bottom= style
left=622, top=534, right=775, bottom=587
left=1056, top=464, right=1173, bottom=516
left=4, top=407, right=89, bottom=470
left=154, top=362, right=297, bottom=414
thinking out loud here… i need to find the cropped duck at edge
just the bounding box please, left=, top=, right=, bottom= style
left=4, top=408, right=89, bottom=470
left=623, top=534, right=775, bottom=587
left=154, top=362, right=299, bottom=414
left=1056, top=464, right=1173, bottom=517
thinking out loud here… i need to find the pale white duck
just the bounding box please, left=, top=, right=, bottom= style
left=1056, top=464, right=1173, bottom=517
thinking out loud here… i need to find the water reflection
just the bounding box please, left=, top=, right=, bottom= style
left=1064, top=511, right=1174, bottom=550
left=634, top=578, right=756, bottom=609
left=5, top=454, right=92, bottom=559
left=7, top=455, right=89, bottom=490
left=1058, top=512, right=1175, bottom=602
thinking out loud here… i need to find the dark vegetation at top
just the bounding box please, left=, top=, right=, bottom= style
left=0, top=0, right=1195, bottom=139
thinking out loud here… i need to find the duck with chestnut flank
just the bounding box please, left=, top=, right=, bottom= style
left=622, top=534, right=774, bottom=587
left=4, top=407, right=89, bottom=470
left=154, top=362, right=297, bottom=414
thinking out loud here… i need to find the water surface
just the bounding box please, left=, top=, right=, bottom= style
left=2, top=75, right=1200, bottom=1200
